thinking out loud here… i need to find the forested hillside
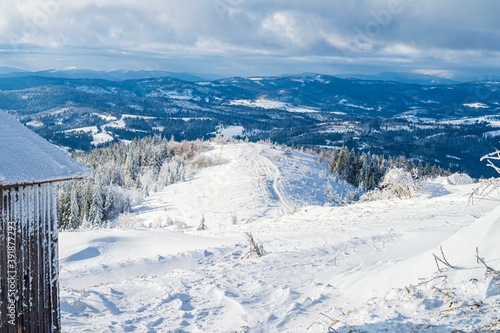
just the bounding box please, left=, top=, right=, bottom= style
left=57, top=137, right=449, bottom=230
left=57, top=137, right=211, bottom=229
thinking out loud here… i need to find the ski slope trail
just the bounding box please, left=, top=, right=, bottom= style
left=252, top=144, right=294, bottom=214
left=133, top=142, right=333, bottom=229
left=59, top=142, right=500, bottom=332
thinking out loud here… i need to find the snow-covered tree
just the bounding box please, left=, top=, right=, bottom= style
left=68, top=184, right=81, bottom=229
left=57, top=183, right=71, bottom=229
left=378, top=168, right=420, bottom=199
left=197, top=215, right=207, bottom=231
left=231, top=213, right=238, bottom=225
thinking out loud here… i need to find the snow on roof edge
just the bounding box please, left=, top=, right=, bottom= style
left=0, top=174, right=91, bottom=188
left=0, top=111, right=93, bottom=186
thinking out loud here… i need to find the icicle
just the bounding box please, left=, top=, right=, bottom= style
left=42, top=184, right=47, bottom=249
left=19, top=187, right=25, bottom=254
left=28, top=186, right=34, bottom=235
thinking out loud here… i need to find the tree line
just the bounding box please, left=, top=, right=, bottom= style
left=330, top=145, right=449, bottom=193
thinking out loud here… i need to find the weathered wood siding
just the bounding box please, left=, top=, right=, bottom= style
left=0, top=183, right=60, bottom=332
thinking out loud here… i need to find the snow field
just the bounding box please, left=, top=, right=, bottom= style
left=330, top=204, right=500, bottom=332
left=59, top=142, right=500, bottom=332
left=214, top=125, right=245, bottom=138
left=229, top=98, right=320, bottom=113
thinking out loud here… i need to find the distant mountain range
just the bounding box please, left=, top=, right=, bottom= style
left=0, top=67, right=497, bottom=85
left=0, top=67, right=226, bottom=82
left=0, top=66, right=29, bottom=75
left=335, top=72, right=460, bottom=85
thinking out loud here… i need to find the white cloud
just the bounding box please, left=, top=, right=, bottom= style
left=381, top=44, right=421, bottom=57
left=0, top=0, right=499, bottom=76
left=412, top=69, right=455, bottom=79
left=261, top=12, right=305, bottom=48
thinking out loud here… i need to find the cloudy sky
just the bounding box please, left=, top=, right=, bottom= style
left=0, top=0, right=499, bottom=78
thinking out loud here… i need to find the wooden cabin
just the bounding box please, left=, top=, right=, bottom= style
left=0, top=111, right=91, bottom=332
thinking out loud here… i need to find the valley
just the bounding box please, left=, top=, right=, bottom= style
left=1, top=74, right=500, bottom=177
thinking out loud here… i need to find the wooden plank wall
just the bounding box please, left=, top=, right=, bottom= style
left=0, top=183, right=61, bottom=332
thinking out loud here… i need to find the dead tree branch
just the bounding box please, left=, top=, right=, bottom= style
left=433, top=246, right=454, bottom=272
left=241, top=232, right=266, bottom=259
left=440, top=246, right=454, bottom=269
left=476, top=247, right=498, bottom=275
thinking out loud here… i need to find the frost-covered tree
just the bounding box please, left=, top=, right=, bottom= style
left=468, top=149, right=500, bottom=204
left=68, top=184, right=81, bottom=229
left=123, top=196, right=131, bottom=213
left=480, top=149, right=500, bottom=174
left=197, top=215, right=207, bottom=231
left=231, top=213, right=238, bottom=225
left=57, top=183, right=71, bottom=229
left=80, top=181, right=91, bottom=222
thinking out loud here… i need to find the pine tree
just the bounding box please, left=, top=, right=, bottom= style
left=331, top=149, right=338, bottom=175
left=368, top=173, right=375, bottom=191
left=103, top=187, right=114, bottom=220
left=197, top=215, right=207, bottom=231
left=80, top=181, right=91, bottom=222
left=358, top=153, right=369, bottom=190
left=335, top=146, right=347, bottom=180
left=346, top=148, right=356, bottom=185
left=89, top=176, right=104, bottom=226
left=57, top=184, right=71, bottom=229
left=123, top=196, right=131, bottom=213
left=69, top=183, right=81, bottom=229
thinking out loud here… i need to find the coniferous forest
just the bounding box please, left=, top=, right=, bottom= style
left=57, top=137, right=210, bottom=229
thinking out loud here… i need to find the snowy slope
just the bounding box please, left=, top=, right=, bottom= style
left=59, top=142, right=500, bottom=332
left=331, top=195, right=500, bottom=332
left=133, top=143, right=348, bottom=230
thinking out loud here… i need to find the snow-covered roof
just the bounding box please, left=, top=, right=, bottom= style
left=0, top=111, right=92, bottom=187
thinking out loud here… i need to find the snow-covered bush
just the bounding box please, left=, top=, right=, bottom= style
left=231, top=213, right=238, bottom=225
left=164, top=215, right=173, bottom=226
left=210, top=135, right=228, bottom=145
left=362, top=168, right=420, bottom=201
left=114, top=213, right=142, bottom=229
left=174, top=219, right=187, bottom=231
left=447, top=172, right=474, bottom=185
left=191, top=153, right=227, bottom=169
left=469, top=178, right=500, bottom=204
left=380, top=168, right=420, bottom=199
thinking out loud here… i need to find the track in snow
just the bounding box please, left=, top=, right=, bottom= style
left=251, top=144, right=294, bottom=215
